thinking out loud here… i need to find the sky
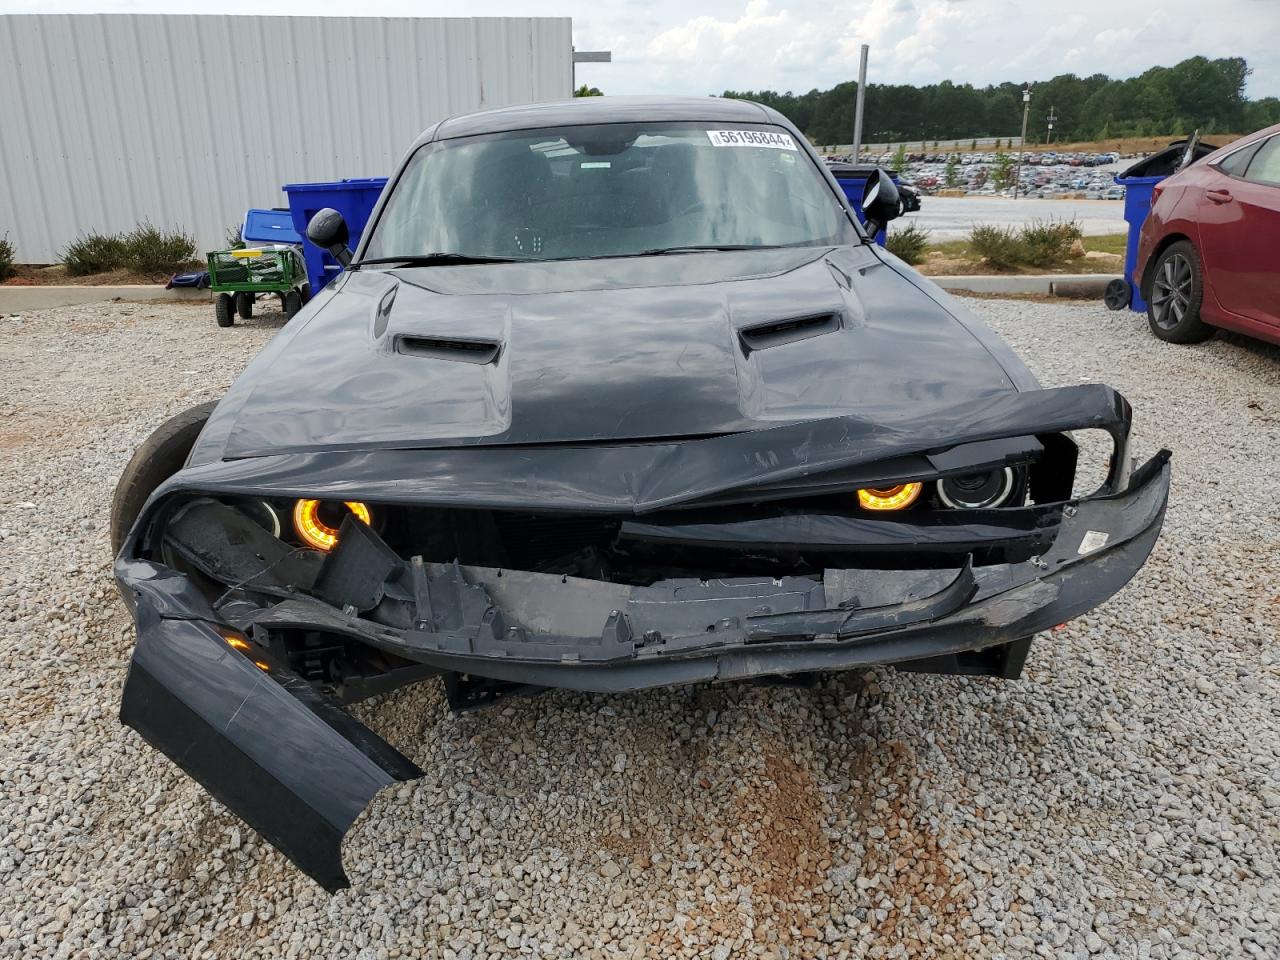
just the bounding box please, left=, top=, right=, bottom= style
left=5, top=0, right=1278, bottom=99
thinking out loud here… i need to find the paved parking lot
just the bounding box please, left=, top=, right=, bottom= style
left=1, top=298, right=1277, bottom=959
left=902, top=197, right=1126, bottom=241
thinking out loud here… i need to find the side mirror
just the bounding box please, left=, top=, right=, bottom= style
left=306, top=208, right=352, bottom=267
left=861, top=169, right=902, bottom=237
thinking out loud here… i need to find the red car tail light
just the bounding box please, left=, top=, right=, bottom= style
left=1151, top=183, right=1165, bottom=206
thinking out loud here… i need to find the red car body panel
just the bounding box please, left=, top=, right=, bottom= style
left=1134, top=123, right=1280, bottom=345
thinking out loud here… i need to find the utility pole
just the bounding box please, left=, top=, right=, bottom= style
left=1046, top=106, right=1057, bottom=144
left=1014, top=86, right=1031, bottom=199
left=852, top=44, right=869, bottom=163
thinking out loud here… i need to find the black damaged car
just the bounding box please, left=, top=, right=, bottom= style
left=111, top=96, right=1171, bottom=890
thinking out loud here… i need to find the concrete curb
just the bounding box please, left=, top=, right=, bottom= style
left=0, top=285, right=209, bottom=313
left=932, top=274, right=1119, bottom=297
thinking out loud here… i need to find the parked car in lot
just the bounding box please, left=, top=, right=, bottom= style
left=1135, top=123, right=1280, bottom=345
left=111, top=96, right=1171, bottom=891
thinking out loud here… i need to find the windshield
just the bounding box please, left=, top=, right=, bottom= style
left=361, top=121, right=857, bottom=263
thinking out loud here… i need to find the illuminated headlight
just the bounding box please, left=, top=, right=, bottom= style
left=293, top=499, right=372, bottom=551
left=857, top=482, right=923, bottom=511
left=937, top=468, right=1016, bottom=509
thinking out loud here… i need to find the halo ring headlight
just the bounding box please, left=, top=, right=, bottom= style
left=937, top=467, right=1016, bottom=510
left=857, top=482, right=923, bottom=511
left=292, top=499, right=372, bottom=551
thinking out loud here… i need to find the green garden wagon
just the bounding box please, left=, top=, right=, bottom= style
left=207, top=244, right=309, bottom=327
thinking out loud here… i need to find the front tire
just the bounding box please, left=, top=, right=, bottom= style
left=235, top=292, right=254, bottom=319
left=1147, top=241, right=1212, bottom=343
left=215, top=293, right=235, bottom=328
left=110, top=401, right=218, bottom=556
left=284, top=289, right=303, bottom=318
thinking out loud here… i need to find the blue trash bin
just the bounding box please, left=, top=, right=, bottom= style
left=241, top=208, right=301, bottom=247
left=827, top=162, right=897, bottom=245
left=1114, top=174, right=1163, bottom=313
left=283, top=178, right=388, bottom=293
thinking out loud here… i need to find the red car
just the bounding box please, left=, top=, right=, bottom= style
left=1135, top=123, right=1280, bottom=345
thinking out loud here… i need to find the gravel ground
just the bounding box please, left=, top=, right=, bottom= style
left=1, top=296, right=1277, bottom=960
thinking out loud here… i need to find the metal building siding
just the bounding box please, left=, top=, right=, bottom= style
left=0, top=14, right=573, bottom=263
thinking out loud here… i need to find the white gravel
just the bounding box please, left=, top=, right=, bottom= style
left=1, top=297, right=1277, bottom=959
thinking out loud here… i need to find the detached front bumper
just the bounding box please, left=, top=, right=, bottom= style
left=116, top=451, right=1169, bottom=890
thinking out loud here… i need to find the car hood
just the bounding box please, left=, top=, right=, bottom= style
left=202, top=246, right=1023, bottom=460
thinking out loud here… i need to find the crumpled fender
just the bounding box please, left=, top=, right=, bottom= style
left=119, top=601, right=421, bottom=891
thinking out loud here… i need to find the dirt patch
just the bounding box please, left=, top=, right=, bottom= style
left=0, top=428, right=39, bottom=448
left=747, top=750, right=828, bottom=902
left=2, top=264, right=173, bottom=287
left=1017, top=134, right=1245, bottom=156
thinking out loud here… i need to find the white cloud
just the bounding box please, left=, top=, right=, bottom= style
left=6, top=0, right=1279, bottom=96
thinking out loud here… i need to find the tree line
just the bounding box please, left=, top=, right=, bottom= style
left=723, top=56, right=1280, bottom=146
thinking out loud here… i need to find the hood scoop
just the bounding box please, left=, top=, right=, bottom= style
left=395, top=335, right=503, bottom=365
left=738, top=312, right=841, bottom=354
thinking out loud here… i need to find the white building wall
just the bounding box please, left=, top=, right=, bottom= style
left=0, top=15, right=573, bottom=262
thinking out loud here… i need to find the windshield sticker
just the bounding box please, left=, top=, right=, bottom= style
left=706, top=130, right=798, bottom=150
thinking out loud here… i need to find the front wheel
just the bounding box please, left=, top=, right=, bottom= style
left=1147, top=241, right=1212, bottom=343
left=110, top=401, right=218, bottom=556
left=235, top=292, right=254, bottom=319
left=284, top=289, right=303, bottom=318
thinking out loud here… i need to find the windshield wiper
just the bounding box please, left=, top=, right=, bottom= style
left=627, top=245, right=771, bottom=257
left=355, top=253, right=528, bottom=267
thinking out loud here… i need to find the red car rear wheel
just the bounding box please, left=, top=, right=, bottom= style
left=1147, top=241, right=1213, bottom=344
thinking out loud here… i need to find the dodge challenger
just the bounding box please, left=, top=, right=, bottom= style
left=112, top=96, right=1171, bottom=890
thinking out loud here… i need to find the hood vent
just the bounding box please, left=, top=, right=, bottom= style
left=395, top=335, right=502, bottom=364
left=739, top=312, right=841, bottom=354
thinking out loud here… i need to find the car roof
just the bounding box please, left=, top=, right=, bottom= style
left=425, top=96, right=783, bottom=144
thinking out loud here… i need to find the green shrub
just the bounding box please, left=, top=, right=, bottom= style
left=885, top=222, right=930, bottom=265
left=121, top=222, right=197, bottom=274
left=1019, top=218, right=1083, bottom=267
left=225, top=223, right=245, bottom=250
left=968, top=219, right=1085, bottom=270
left=62, top=231, right=129, bottom=275
left=969, top=224, right=1024, bottom=270
left=0, top=233, right=14, bottom=281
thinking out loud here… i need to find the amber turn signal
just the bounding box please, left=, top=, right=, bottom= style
left=293, top=499, right=372, bottom=551
left=857, top=482, right=923, bottom=511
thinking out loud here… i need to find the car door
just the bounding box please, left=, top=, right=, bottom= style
left=1196, top=134, right=1280, bottom=327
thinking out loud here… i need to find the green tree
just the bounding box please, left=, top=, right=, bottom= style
left=890, top=143, right=908, bottom=173
left=944, top=156, right=960, bottom=188
left=574, top=84, right=603, bottom=97
left=723, top=55, right=1270, bottom=144
left=992, top=153, right=1015, bottom=190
